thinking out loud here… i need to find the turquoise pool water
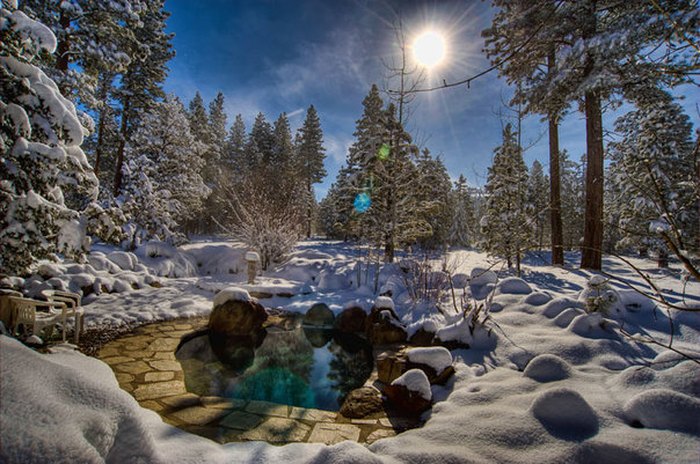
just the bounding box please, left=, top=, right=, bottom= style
left=176, top=327, right=374, bottom=411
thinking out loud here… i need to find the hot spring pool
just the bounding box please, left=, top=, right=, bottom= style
left=175, top=327, right=374, bottom=412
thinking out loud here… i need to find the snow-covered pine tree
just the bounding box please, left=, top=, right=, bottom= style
left=294, top=105, right=326, bottom=237
left=483, top=0, right=567, bottom=266
left=414, top=149, right=452, bottom=249
left=318, top=164, right=358, bottom=241
left=245, top=112, right=274, bottom=174
left=206, top=92, right=226, bottom=184
left=112, top=0, right=173, bottom=197
left=20, top=0, right=140, bottom=189
left=124, top=95, right=209, bottom=230
left=608, top=88, right=697, bottom=273
left=527, top=160, right=549, bottom=250
left=348, top=86, right=431, bottom=261
left=1, top=4, right=99, bottom=274
left=449, top=174, right=475, bottom=248
left=118, top=154, right=178, bottom=248
left=224, top=114, right=246, bottom=175
left=481, top=124, right=531, bottom=273
left=560, top=151, right=584, bottom=251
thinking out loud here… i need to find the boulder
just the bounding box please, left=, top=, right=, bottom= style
left=339, top=386, right=384, bottom=418
left=365, top=307, right=407, bottom=345
left=408, top=328, right=435, bottom=346
left=334, top=306, right=367, bottom=333
left=406, top=347, right=455, bottom=385
left=209, top=293, right=268, bottom=336
left=384, top=369, right=432, bottom=416
left=303, top=303, right=335, bottom=327
left=376, top=351, right=407, bottom=384
left=303, top=327, right=333, bottom=348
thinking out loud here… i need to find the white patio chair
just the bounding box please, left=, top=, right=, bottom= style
left=8, top=296, right=68, bottom=342
left=41, top=290, right=83, bottom=343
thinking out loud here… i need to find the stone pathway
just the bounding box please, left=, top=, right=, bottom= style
left=99, top=317, right=401, bottom=446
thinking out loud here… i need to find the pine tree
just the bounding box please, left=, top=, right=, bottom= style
left=560, top=151, right=585, bottom=251
left=245, top=112, right=274, bottom=174
left=347, top=86, right=431, bottom=261
left=608, top=88, right=697, bottom=272
left=294, top=105, right=326, bottom=237
left=1, top=4, right=99, bottom=274
left=481, top=124, right=531, bottom=273
left=224, top=114, right=246, bottom=175
left=483, top=0, right=567, bottom=265
left=527, top=160, right=549, bottom=250
left=112, top=0, right=174, bottom=197
left=449, top=174, right=476, bottom=248
left=125, top=95, right=209, bottom=228
left=415, top=150, right=452, bottom=249
left=207, top=92, right=227, bottom=183
left=119, top=154, right=178, bottom=248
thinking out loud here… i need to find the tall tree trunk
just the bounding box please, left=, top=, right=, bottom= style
left=113, top=98, right=130, bottom=197
left=581, top=90, right=604, bottom=270
left=55, top=11, right=71, bottom=94
left=306, top=181, right=312, bottom=238
left=548, top=53, right=564, bottom=266
left=580, top=0, right=604, bottom=271
left=93, top=76, right=111, bottom=178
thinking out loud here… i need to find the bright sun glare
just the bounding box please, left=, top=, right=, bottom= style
left=412, top=30, right=446, bottom=68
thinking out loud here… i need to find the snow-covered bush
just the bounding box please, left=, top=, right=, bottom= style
left=579, top=275, right=620, bottom=315
left=1, top=4, right=99, bottom=275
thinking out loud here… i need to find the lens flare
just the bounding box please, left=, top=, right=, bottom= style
left=377, top=143, right=391, bottom=161
left=412, top=30, right=446, bottom=68
left=354, top=192, right=371, bottom=213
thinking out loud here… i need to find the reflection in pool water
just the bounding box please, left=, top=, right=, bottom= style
left=175, top=327, right=374, bottom=411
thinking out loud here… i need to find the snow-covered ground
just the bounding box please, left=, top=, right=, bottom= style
left=1, top=238, right=699, bottom=463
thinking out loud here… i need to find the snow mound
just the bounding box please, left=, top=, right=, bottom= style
left=623, top=389, right=700, bottom=434
left=523, top=354, right=572, bottom=382
left=495, top=277, right=532, bottom=295
left=530, top=387, right=598, bottom=439
left=542, top=297, right=584, bottom=318
left=469, top=267, right=497, bottom=286
left=568, top=313, right=619, bottom=338
left=107, top=251, right=138, bottom=271
left=392, top=369, right=432, bottom=401
left=0, top=336, right=162, bottom=462
left=407, top=347, right=453, bottom=373
left=552, top=307, right=584, bottom=327
left=136, top=242, right=197, bottom=278
left=317, top=270, right=350, bottom=291
left=523, top=292, right=551, bottom=306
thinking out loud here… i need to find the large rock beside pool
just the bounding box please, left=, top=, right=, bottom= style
left=302, top=303, right=335, bottom=327
left=209, top=287, right=267, bottom=336
left=365, top=297, right=407, bottom=345
left=334, top=306, right=367, bottom=333
left=384, top=369, right=432, bottom=416
left=339, top=386, right=384, bottom=418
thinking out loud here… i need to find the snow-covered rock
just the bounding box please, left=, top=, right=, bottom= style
left=530, top=387, right=598, bottom=439
left=213, top=287, right=252, bottom=306
left=407, top=347, right=453, bottom=374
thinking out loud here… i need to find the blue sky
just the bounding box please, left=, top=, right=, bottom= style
left=163, top=0, right=699, bottom=199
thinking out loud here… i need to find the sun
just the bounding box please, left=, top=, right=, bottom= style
left=412, top=30, right=446, bottom=68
